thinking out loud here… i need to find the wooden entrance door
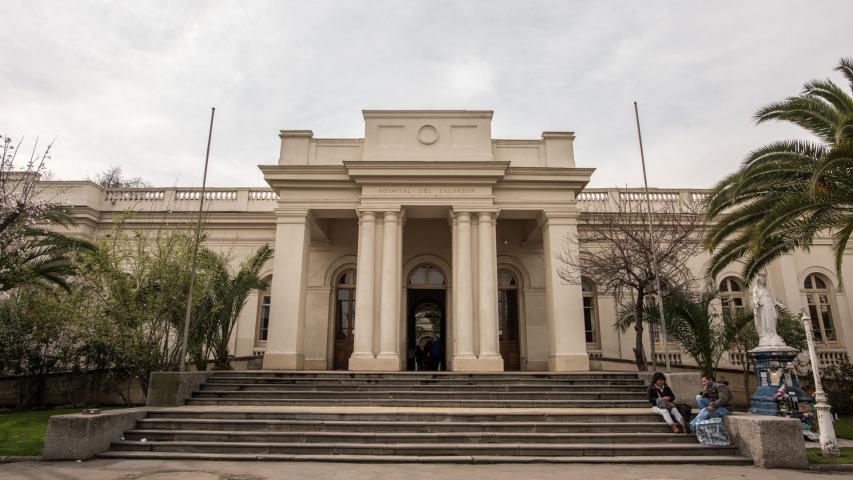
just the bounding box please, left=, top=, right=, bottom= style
left=498, top=270, right=521, bottom=371
left=332, top=270, right=356, bottom=370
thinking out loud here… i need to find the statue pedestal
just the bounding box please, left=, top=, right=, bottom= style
left=748, top=348, right=812, bottom=416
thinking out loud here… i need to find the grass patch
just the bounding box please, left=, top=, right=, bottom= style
left=836, top=416, right=853, bottom=440
left=0, top=407, right=126, bottom=457
left=808, top=447, right=853, bottom=464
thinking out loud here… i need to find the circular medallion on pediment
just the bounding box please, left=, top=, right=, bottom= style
left=417, top=124, right=439, bottom=145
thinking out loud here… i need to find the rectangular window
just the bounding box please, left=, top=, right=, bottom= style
left=258, top=294, right=271, bottom=342
left=583, top=296, right=595, bottom=343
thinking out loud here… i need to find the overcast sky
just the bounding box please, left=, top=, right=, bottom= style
left=2, top=1, right=851, bottom=189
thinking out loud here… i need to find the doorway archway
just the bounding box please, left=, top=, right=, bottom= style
left=407, top=264, right=447, bottom=371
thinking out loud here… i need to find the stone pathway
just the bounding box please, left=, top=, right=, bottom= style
left=0, top=459, right=842, bottom=480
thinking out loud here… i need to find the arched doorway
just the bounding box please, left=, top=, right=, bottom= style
left=407, top=264, right=446, bottom=371
left=498, top=269, right=521, bottom=370
left=332, top=269, right=357, bottom=370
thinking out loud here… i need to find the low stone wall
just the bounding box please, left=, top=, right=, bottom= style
left=42, top=407, right=149, bottom=460
left=146, top=371, right=212, bottom=406
left=0, top=371, right=144, bottom=409
left=0, top=357, right=262, bottom=409
left=723, top=413, right=808, bottom=469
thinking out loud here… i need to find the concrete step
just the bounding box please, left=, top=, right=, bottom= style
left=95, top=450, right=753, bottom=464
left=107, top=440, right=739, bottom=457
left=137, top=418, right=671, bottom=433
left=122, top=429, right=697, bottom=444
left=208, top=372, right=642, bottom=380
left=145, top=409, right=661, bottom=423
left=205, top=377, right=646, bottom=386
left=191, top=390, right=644, bottom=400
left=184, top=398, right=650, bottom=408
left=199, top=383, right=648, bottom=392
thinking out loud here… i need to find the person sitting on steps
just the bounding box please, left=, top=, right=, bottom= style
left=648, top=372, right=686, bottom=433
left=690, top=375, right=732, bottom=432
left=696, top=375, right=718, bottom=410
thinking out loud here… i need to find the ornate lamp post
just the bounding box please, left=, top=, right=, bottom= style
left=801, top=310, right=840, bottom=457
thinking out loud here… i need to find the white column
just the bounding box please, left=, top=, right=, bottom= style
left=449, top=213, right=458, bottom=369
left=377, top=210, right=401, bottom=367
left=263, top=211, right=311, bottom=370
left=349, top=211, right=376, bottom=369
left=396, top=211, right=405, bottom=369
left=454, top=212, right=476, bottom=359
left=542, top=211, right=590, bottom=371
left=478, top=211, right=502, bottom=366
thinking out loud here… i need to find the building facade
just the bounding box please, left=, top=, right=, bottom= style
left=45, top=110, right=853, bottom=372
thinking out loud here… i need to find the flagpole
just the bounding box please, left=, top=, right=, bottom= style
left=634, top=101, right=671, bottom=372
left=179, top=107, right=215, bottom=372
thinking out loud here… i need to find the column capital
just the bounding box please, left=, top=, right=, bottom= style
left=381, top=210, right=401, bottom=222
left=452, top=211, right=472, bottom=223
left=447, top=210, right=457, bottom=226
left=538, top=209, right=578, bottom=227
left=357, top=210, right=377, bottom=223
left=274, top=208, right=312, bottom=225
left=477, top=211, right=499, bottom=224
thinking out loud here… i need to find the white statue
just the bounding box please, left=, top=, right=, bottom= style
left=751, top=272, right=790, bottom=351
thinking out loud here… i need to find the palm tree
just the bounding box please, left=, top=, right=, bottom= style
left=0, top=136, right=93, bottom=292
left=623, top=290, right=754, bottom=377
left=191, top=244, right=272, bottom=370
left=0, top=205, right=93, bottom=293
left=664, top=290, right=754, bottom=378
left=705, top=58, right=853, bottom=281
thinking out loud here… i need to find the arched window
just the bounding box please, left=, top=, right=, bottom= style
left=582, top=278, right=599, bottom=344
left=719, top=277, right=747, bottom=318
left=255, top=277, right=272, bottom=345
left=409, top=264, right=445, bottom=288
left=803, top=273, right=837, bottom=344
left=335, top=269, right=357, bottom=342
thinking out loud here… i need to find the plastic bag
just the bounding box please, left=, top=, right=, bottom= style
left=695, top=417, right=731, bottom=446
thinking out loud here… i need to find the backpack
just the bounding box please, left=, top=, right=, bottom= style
left=675, top=403, right=693, bottom=426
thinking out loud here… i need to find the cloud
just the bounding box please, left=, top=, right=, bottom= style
left=1, top=0, right=850, bottom=189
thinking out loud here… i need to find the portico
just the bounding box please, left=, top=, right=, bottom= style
left=258, top=110, right=593, bottom=372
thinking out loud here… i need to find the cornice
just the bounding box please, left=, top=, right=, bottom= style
left=344, top=161, right=510, bottom=184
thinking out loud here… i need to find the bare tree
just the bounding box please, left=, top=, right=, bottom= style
left=91, top=166, right=148, bottom=188
left=560, top=190, right=705, bottom=370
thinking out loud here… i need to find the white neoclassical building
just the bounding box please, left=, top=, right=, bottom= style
left=45, top=110, right=853, bottom=372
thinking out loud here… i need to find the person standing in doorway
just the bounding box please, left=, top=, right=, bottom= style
left=414, top=345, right=424, bottom=371
left=430, top=337, right=444, bottom=371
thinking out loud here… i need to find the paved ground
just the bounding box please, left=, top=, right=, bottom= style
left=1, top=459, right=848, bottom=480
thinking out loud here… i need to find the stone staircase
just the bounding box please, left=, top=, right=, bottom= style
left=97, top=371, right=751, bottom=464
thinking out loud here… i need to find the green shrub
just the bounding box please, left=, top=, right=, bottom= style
left=822, top=362, right=853, bottom=415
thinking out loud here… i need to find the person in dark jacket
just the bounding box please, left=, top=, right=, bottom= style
left=689, top=375, right=732, bottom=432
left=695, top=375, right=718, bottom=409
left=648, top=372, right=685, bottom=433
left=429, top=337, right=444, bottom=371
left=414, top=345, right=424, bottom=371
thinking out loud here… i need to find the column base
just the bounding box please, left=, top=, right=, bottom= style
left=548, top=354, right=589, bottom=372
left=453, top=355, right=504, bottom=372
left=262, top=352, right=304, bottom=370
left=349, top=354, right=401, bottom=371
